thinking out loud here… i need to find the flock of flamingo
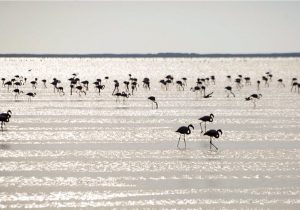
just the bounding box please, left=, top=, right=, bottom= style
left=0, top=69, right=299, bottom=150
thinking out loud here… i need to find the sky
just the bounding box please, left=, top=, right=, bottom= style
left=0, top=1, right=300, bottom=54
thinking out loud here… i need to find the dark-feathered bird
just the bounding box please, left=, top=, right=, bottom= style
left=148, top=96, right=158, bottom=109
left=203, top=92, right=214, bottom=98
left=204, top=129, right=223, bottom=150
left=225, top=86, right=235, bottom=97
left=245, top=94, right=262, bottom=108
left=0, top=110, right=12, bottom=132
left=26, top=92, right=36, bottom=101
left=175, top=124, right=194, bottom=149
left=199, top=114, right=214, bottom=133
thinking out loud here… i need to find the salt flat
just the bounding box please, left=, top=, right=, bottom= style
left=0, top=57, right=299, bottom=209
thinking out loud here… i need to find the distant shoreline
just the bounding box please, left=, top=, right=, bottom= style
left=0, top=53, right=300, bottom=58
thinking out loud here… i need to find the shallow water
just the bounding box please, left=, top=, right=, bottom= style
left=0, top=57, right=300, bottom=209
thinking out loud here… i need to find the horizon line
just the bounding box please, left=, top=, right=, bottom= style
left=0, top=52, right=300, bottom=58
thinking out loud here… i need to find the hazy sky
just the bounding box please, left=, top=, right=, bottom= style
left=0, top=1, right=300, bottom=54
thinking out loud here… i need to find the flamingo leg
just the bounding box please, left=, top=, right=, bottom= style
left=200, top=122, right=203, bottom=133
left=177, top=134, right=181, bottom=148
left=183, top=134, right=186, bottom=149
left=204, top=122, right=207, bottom=132
left=231, top=91, right=235, bottom=97
left=253, top=100, right=256, bottom=108
left=210, top=138, right=218, bottom=151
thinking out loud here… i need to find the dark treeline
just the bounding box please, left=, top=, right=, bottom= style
left=0, top=52, right=300, bottom=58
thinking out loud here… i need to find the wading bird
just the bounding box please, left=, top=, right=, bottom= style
left=199, top=113, right=214, bottom=133
left=176, top=124, right=194, bottom=149
left=204, top=129, right=223, bottom=151
left=148, top=96, right=158, bottom=109
left=245, top=94, right=262, bottom=108
left=26, top=92, right=36, bottom=101
left=13, top=88, right=23, bottom=100
left=225, top=86, right=235, bottom=97
left=0, top=110, right=12, bottom=132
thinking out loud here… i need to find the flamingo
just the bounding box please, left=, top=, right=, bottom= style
left=210, top=75, right=215, bottom=85
left=277, top=79, right=285, bottom=87
left=142, top=78, right=150, bottom=90
left=30, top=80, right=37, bottom=89
left=176, top=124, right=194, bottom=149
left=57, top=87, right=65, bottom=95
left=81, top=80, right=89, bottom=91
left=199, top=114, right=214, bottom=133
left=204, top=129, right=223, bottom=150
left=4, top=81, right=12, bottom=91
left=1, top=78, right=6, bottom=87
left=291, top=82, right=298, bottom=92
left=13, top=89, right=23, bottom=100
left=176, top=80, right=184, bottom=91
left=121, top=92, right=131, bottom=102
left=262, top=76, right=269, bottom=87
left=114, top=92, right=122, bottom=102
left=0, top=110, right=12, bottom=132
left=245, top=94, right=262, bottom=108
left=148, top=96, right=158, bottom=109
left=95, top=84, right=105, bottom=95
left=203, top=92, right=214, bottom=98
left=244, top=77, right=251, bottom=85
left=112, top=80, right=119, bottom=95
left=257, top=80, right=261, bottom=91
left=225, top=86, right=235, bottom=97
left=26, top=92, right=36, bottom=101
left=42, top=79, right=47, bottom=88
left=182, top=77, right=187, bottom=86
left=76, top=86, right=86, bottom=96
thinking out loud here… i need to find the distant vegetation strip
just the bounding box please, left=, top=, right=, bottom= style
left=0, top=53, right=300, bottom=58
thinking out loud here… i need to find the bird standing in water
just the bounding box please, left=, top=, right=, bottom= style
left=148, top=96, right=158, bottom=109
left=199, top=114, right=214, bottom=133
left=26, top=92, right=36, bottom=101
left=0, top=110, right=12, bottom=132
left=245, top=94, right=262, bottom=108
left=176, top=124, right=194, bottom=149
left=204, top=129, right=223, bottom=151
left=225, top=86, right=235, bottom=97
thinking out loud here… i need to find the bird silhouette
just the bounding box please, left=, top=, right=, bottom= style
left=112, top=80, right=119, bottom=95
left=148, top=96, right=158, bottom=109
left=0, top=110, right=12, bottom=132
left=13, top=89, right=23, bottom=100
left=121, top=92, right=131, bottom=102
left=42, top=79, right=47, bottom=88
left=204, top=129, right=223, bottom=150
left=199, top=113, right=214, bottom=133
left=203, top=92, right=214, bottom=98
left=76, top=86, right=86, bottom=96
left=26, top=92, right=36, bottom=101
left=277, top=79, right=285, bottom=87
left=225, top=86, right=235, bottom=97
left=245, top=94, right=262, bottom=108
left=113, top=92, right=123, bottom=102
left=56, top=87, right=65, bottom=96
left=176, top=124, right=194, bottom=149
left=95, top=84, right=105, bottom=95
left=4, top=81, right=12, bottom=91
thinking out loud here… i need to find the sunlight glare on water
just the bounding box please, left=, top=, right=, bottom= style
left=0, top=57, right=299, bottom=209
